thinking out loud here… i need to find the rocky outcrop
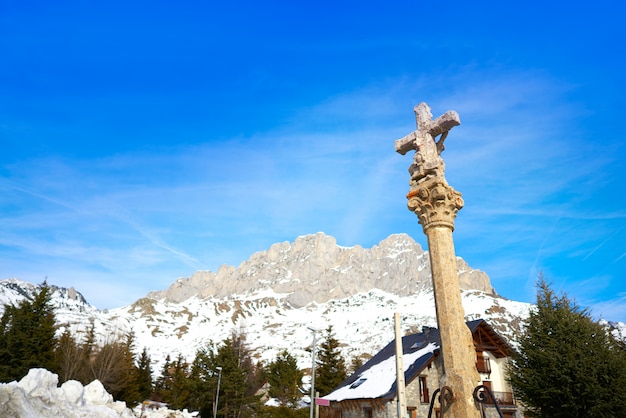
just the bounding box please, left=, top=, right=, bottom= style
left=149, top=233, right=494, bottom=307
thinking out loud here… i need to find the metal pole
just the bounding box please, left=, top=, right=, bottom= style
left=308, top=326, right=317, bottom=418
left=214, top=366, right=222, bottom=418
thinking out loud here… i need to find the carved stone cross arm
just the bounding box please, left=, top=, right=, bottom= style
left=395, top=131, right=418, bottom=155
left=394, top=102, right=461, bottom=155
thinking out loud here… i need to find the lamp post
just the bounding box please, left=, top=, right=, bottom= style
left=308, top=326, right=317, bottom=418
left=213, top=366, right=222, bottom=418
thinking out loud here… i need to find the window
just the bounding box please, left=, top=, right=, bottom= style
left=350, top=378, right=367, bottom=389
left=419, top=376, right=429, bottom=403
left=363, top=407, right=372, bottom=418
left=476, top=355, right=491, bottom=374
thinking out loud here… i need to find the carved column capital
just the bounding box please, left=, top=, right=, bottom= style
left=406, top=179, right=464, bottom=232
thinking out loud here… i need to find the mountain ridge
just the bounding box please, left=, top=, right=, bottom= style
left=148, top=233, right=495, bottom=307
left=5, top=232, right=605, bottom=374
left=0, top=232, right=515, bottom=373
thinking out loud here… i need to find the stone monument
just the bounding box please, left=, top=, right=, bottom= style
left=395, top=103, right=481, bottom=417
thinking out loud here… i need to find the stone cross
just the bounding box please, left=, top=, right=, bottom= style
left=395, top=103, right=460, bottom=186
left=394, top=103, right=481, bottom=418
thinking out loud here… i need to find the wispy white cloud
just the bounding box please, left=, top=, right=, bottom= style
left=583, top=226, right=626, bottom=261
left=2, top=66, right=625, bottom=317
left=587, top=293, right=626, bottom=322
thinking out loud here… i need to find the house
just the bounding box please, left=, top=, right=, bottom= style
left=320, top=319, right=521, bottom=418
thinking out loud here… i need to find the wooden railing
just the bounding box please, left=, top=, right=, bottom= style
left=484, top=391, right=515, bottom=406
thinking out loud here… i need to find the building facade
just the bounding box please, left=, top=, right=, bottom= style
left=320, top=320, right=522, bottom=418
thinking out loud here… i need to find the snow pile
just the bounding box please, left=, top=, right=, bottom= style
left=0, top=368, right=196, bottom=418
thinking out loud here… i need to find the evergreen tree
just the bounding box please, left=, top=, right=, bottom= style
left=135, top=347, right=153, bottom=402
left=0, top=282, right=57, bottom=382
left=167, top=354, right=191, bottom=410
left=154, top=354, right=173, bottom=402
left=187, top=346, right=219, bottom=417
left=75, top=322, right=100, bottom=386
left=114, top=333, right=142, bottom=405
left=315, top=325, right=347, bottom=396
left=266, top=349, right=304, bottom=408
left=213, top=334, right=262, bottom=418
left=153, top=353, right=191, bottom=408
left=508, top=277, right=626, bottom=417
left=231, top=330, right=265, bottom=399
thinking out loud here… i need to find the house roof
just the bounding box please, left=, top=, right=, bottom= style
left=322, top=319, right=509, bottom=402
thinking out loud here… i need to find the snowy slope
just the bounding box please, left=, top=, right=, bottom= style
left=0, top=278, right=133, bottom=349
left=0, top=276, right=533, bottom=374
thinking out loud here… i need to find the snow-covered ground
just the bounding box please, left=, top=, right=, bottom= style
left=0, top=276, right=536, bottom=377
left=0, top=368, right=197, bottom=418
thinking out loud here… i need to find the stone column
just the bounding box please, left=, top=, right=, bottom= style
left=408, top=179, right=481, bottom=418
left=395, top=103, right=481, bottom=417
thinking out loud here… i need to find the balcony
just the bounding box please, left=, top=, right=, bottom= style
left=483, top=391, right=516, bottom=406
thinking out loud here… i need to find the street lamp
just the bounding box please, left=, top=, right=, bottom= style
left=308, top=326, right=317, bottom=418
left=213, top=366, right=222, bottom=418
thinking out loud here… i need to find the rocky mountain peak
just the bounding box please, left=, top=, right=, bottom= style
left=0, top=279, right=94, bottom=316
left=149, top=233, right=494, bottom=307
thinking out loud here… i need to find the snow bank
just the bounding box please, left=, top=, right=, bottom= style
left=0, top=368, right=196, bottom=418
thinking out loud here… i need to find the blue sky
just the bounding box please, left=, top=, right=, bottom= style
left=2, top=1, right=625, bottom=321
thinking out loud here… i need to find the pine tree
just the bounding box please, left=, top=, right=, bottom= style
left=154, top=354, right=173, bottom=402
left=153, top=353, right=191, bottom=408
left=315, top=325, right=347, bottom=396
left=213, top=334, right=263, bottom=418
left=186, top=331, right=265, bottom=418
left=188, top=347, right=219, bottom=417
left=0, top=282, right=57, bottom=382
left=167, top=354, right=191, bottom=410
left=231, top=330, right=265, bottom=399
left=266, top=349, right=304, bottom=408
left=135, top=347, right=153, bottom=402
left=74, top=321, right=98, bottom=385
left=508, top=277, right=626, bottom=417
left=114, top=333, right=142, bottom=405
left=30, top=283, right=57, bottom=371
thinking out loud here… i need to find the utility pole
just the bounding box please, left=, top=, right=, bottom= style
left=308, top=326, right=317, bottom=418
left=394, top=313, right=408, bottom=418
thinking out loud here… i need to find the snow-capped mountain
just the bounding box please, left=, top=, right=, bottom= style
left=1, top=233, right=534, bottom=372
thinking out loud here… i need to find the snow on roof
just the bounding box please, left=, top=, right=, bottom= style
left=322, top=319, right=509, bottom=403
left=323, top=342, right=437, bottom=402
